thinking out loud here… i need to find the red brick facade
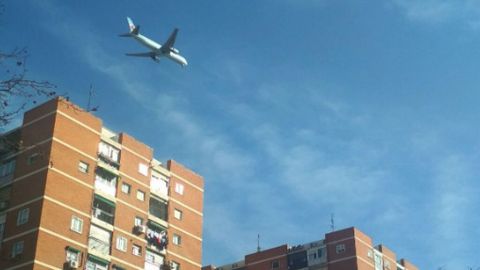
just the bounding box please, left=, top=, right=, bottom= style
left=205, top=227, right=418, bottom=270
left=0, top=97, right=204, bottom=270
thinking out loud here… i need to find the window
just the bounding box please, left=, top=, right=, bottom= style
left=136, top=190, right=145, bottom=201
left=174, top=209, right=183, bottom=220
left=134, top=216, right=143, bottom=226
left=317, top=248, right=323, bottom=258
left=86, top=257, right=108, bottom=270
left=11, top=241, right=24, bottom=257
left=271, top=260, right=280, bottom=269
left=149, top=197, right=168, bottom=221
left=173, top=234, right=181, bottom=245
left=336, top=244, right=346, bottom=254
left=78, top=161, right=89, bottom=173
left=132, top=244, right=142, bottom=256
left=27, top=153, right=39, bottom=165
left=17, top=208, right=29, bottom=225
left=94, top=167, right=118, bottom=197
left=98, top=141, right=120, bottom=163
left=174, top=183, right=184, bottom=195
left=66, top=247, right=80, bottom=264
left=138, top=163, right=148, bottom=176
left=116, top=236, right=128, bottom=252
left=92, top=195, right=115, bottom=225
left=88, top=225, right=111, bottom=257
left=171, top=261, right=180, bottom=270
left=146, top=250, right=164, bottom=265
left=151, top=174, right=169, bottom=196
left=374, top=252, right=383, bottom=270
left=70, top=216, right=83, bottom=233
left=121, top=183, right=131, bottom=194
left=0, top=159, right=15, bottom=177
left=112, top=265, right=126, bottom=270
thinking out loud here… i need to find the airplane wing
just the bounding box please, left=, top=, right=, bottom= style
left=160, top=28, right=178, bottom=53
left=125, top=52, right=156, bottom=57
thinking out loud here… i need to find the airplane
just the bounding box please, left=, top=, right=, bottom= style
left=119, top=17, right=188, bottom=67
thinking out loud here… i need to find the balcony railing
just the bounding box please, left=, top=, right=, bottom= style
left=150, top=178, right=168, bottom=197
left=92, top=207, right=114, bottom=225
left=88, top=236, right=110, bottom=257
left=94, top=176, right=116, bottom=197
left=146, top=227, right=168, bottom=252
left=145, top=261, right=162, bottom=270
left=98, top=154, right=120, bottom=170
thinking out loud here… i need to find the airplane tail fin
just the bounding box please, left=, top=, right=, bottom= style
left=119, top=17, right=140, bottom=37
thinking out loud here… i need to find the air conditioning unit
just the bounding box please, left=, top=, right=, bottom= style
left=135, top=225, right=146, bottom=234
left=69, top=260, right=79, bottom=268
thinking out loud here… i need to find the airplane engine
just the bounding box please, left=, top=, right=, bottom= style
left=171, top=47, right=180, bottom=54
left=150, top=55, right=160, bottom=62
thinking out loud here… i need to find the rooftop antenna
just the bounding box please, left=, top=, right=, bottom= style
left=86, top=84, right=99, bottom=112
left=257, top=234, right=261, bottom=252
left=330, top=213, right=335, bottom=232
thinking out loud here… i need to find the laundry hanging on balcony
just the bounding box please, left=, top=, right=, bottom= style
left=146, top=230, right=168, bottom=250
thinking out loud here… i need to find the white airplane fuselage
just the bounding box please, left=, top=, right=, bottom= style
left=133, top=34, right=187, bottom=66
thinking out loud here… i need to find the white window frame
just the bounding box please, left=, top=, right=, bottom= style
left=70, top=216, right=83, bottom=234
left=174, top=183, right=184, bottom=195
left=116, top=236, right=128, bottom=252
left=138, top=163, right=149, bottom=176
left=136, top=190, right=145, bottom=201
left=66, top=248, right=80, bottom=263
left=132, top=244, right=142, bottom=256
left=336, top=243, right=346, bottom=254
left=174, top=209, right=183, bottom=220
left=134, top=216, right=143, bottom=226
left=121, top=182, right=131, bottom=194
left=173, top=234, right=181, bottom=246
left=171, top=261, right=180, bottom=270
left=78, top=161, right=89, bottom=173
left=17, top=208, right=29, bottom=226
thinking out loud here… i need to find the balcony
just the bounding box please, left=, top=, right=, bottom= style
left=93, top=207, right=114, bottom=225
left=149, top=197, right=168, bottom=222
left=92, top=196, right=115, bottom=225
left=94, top=167, right=117, bottom=198
left=98, top=142, right=120, bottom=170
left=150, top=175, right=169, bottom=199
left=145, top=250, right=164, bottom=270
left=146, top=223, right=168, bottom=252
left=88, top=236, right=110, bottom=257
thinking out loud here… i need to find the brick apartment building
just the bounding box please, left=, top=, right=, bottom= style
left=0, top=97, right=204, bottom=270
left=203, top=227, right=417, bottom=270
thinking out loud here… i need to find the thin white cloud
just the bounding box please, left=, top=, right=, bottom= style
left=30, top=2, right=480, bottom=269
left=391, top=0, right=480, bottom=28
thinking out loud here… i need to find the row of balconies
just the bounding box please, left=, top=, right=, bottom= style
left=85, top=221, right=168, bottom=265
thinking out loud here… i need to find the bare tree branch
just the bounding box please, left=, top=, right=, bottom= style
left=0, top=48, right=57, bottom=127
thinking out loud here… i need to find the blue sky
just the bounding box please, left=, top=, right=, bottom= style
left=3, top=0, right=480, bottom=269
